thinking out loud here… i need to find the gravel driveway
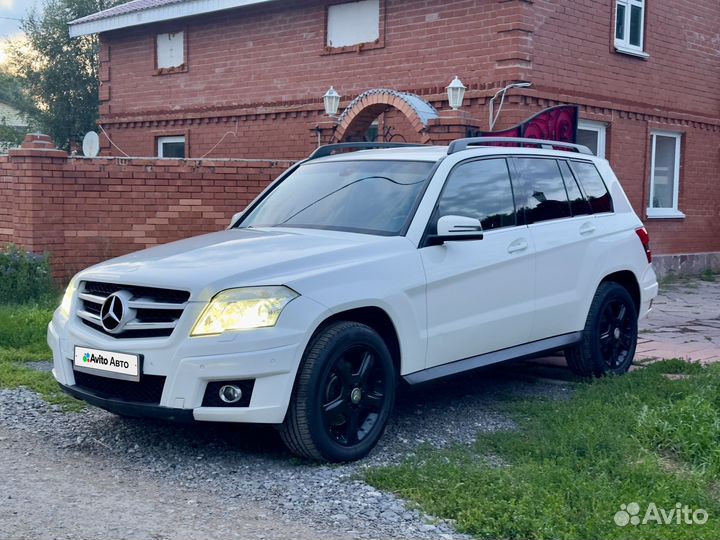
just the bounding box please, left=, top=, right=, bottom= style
left=0, top=367, right=572, bottom=540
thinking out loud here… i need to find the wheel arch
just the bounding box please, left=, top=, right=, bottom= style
left=309, top=306, right=402, bottom=377
left=600, top=270, right=641, bottom=316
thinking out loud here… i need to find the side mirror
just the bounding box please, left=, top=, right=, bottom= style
left=228, top=211, right=243, bottom=229
left=428, top=215, right=484, bottom=246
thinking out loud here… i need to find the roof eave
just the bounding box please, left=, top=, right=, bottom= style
left=69, top=0, right=275, bottom=37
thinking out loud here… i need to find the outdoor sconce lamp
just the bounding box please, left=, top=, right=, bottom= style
left=447, top=76, right=467, bottom=110
left=323, top=86, right=341, bottom=117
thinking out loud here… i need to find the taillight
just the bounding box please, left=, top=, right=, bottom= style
left=635, top=227, right=652, bottom=263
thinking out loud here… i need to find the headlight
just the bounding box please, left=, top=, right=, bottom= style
left=191, top=286, right=298, bottom=336
left=59, top=281, right=77, bottom=318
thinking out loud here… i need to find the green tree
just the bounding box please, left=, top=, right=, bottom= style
left=0, top=70, right=30, bottom=147
left=6, top=0, right=128, bottom=150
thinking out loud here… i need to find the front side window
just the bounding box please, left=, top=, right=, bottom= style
left=615, top=0, right=645, bottom=55
left=512, top=158, right=572, bottom=224
left=436, top=158, right=516, bottom=231
left=648, top=131, right=683, bottom=218
left=158, top=136, right=185, bottom=158
left=239, top=160, right=434, bottom=236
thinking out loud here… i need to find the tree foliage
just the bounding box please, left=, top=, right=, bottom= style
left=0, top=70, right=30, bottom=147
left=6, top=0, right=128, bottom=150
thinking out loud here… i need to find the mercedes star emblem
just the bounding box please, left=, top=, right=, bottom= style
left=100, top=292, right=131, bottom=333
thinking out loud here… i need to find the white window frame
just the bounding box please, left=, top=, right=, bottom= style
left=157, top=136, right=185, bottom=158
left=614, top=0, right=648, bottom=58
left=647, top=130, right=684, bottom=219
left=326, top=0, right=380, bottom=49
left=156, top=31, right=185, bottom=69
left=577, top=120, right=607, bottom=159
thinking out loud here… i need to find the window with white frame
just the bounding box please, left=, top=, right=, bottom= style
left=577, top=120, right=607, bottom=159
left=158, top=136, right=185, bottom=158
left=648, top=131, right=684, bottom=218
left=156, top=31, right=185, bottom=69
left=615, top=0, right=646, bottom=56
left=327, top=0, right=380, bottom=48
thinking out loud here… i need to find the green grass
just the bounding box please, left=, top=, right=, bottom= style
left=0, top=302, right=83, bottom=410
left=0, top=243, right=58, bottom=304
left=366, top=361, right=720, bottom=539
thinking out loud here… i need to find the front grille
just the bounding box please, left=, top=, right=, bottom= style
left=76, top=281, right=190, bottom=339
left=73, top=371, right=166, bottom=404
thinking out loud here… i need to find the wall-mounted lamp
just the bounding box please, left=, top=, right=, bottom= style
left=323, top=86, right=341, bottom=117
left=447, top=76, right=467, bottom=111
left=489, top=81, right=532, bottom=131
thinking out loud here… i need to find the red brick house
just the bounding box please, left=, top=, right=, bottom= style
left=67, top=0, right=720, bottom=271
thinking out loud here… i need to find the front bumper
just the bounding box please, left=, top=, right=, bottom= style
left=49, top=295, right=328, bottom=424
left=59, top=382, right=194, bottom=422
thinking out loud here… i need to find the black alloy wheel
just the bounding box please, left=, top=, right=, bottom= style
left=280, top=321, right=396, bottom=462
left=566, top=282, right=638, bottom=377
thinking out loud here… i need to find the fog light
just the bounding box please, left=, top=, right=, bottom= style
left=219, top=385, right=243, bottom=404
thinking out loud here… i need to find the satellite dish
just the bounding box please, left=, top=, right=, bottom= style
left=82, top=131, right=100, bottom=158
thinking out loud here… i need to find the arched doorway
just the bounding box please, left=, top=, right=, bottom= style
left=334, top=88, right=439, bottom=143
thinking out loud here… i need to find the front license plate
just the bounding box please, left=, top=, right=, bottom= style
left=74, top=347, right=140, bottom=382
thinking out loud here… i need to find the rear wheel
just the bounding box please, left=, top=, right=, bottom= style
left=566, top=282, right=638, bottom=377
left=279, top=321, right=395, bottom=462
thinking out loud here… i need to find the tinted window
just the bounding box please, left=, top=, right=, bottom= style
left=570, top=161, right=614, bottom=213
left=512, top=158, right=572, bottom=224
left=437, top=158, right=516, bottom=230
left=240, top=160, right=434, bottom=235
left=558, top=160, right=592, bottom=216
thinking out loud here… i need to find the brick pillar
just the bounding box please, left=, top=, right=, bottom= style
left=6, top=134, right=69, bottom=278
left=425, top=110, right=483, bottom=146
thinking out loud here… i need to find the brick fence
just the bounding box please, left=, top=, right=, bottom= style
left=0, top=134, right=291, bottom=280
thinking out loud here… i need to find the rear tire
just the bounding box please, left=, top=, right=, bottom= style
left=279, top=321, right=395, bottom=462
left=566, top=282, right=638, bottom=377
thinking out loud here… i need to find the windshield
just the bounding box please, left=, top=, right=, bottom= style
left=238, top=160, right=435, bottom=236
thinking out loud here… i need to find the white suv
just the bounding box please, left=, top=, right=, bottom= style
left=48, top=138, right=658, bottom=462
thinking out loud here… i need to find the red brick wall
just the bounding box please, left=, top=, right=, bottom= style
left=529, top=0, right=719, bottom=117
left=0, top=136, right=291, bottom=279
left=100, top=0, right=528, bottom=118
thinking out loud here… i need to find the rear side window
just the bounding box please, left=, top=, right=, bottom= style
left=437, top=158, right=516, bottom=230
left=558, top=160, right=592, bottom=216
left=570, top=161, right=614, bottom=213
left=512, top=158, right=571, bottom=224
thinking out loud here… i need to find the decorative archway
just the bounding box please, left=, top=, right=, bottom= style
left=334, top=88, right=439, bottom=143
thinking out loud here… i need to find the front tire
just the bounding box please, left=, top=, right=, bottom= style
left=566, top=282, right=638, bottom=377
left=279, top=321, right=396, bottom=462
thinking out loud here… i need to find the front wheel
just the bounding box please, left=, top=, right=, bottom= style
left=279, top=321, right=396, bottom=462
left=566, top=282, right=638, bottom=377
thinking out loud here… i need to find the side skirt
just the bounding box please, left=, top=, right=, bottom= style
left=403, top=332, right=582, bottom=385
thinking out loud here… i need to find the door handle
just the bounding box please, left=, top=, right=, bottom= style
left=507, top=238, right=529, bottom=254
left=579, top=222, right=596, bottom=236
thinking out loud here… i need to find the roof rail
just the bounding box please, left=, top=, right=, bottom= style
left=307, top=142, right=425, bottom=161
left=447, top=137, right=593, bottom=156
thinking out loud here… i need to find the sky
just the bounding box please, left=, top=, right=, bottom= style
left=0, top=0, right=44, bottom=62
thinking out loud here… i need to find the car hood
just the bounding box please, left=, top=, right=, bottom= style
left=77, top=228, right=413, bottom=301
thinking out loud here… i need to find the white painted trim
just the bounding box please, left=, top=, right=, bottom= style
left=613, top=45, right=650, bottom=59
left=614, top=0, right=646, bottom=55
left=157, top=135, right=185, bottom=158
left=69, top=0, right=277, bottom=37
left=648, top=130, right=682, bottom=217
left=646, top=208, right=686, bottom=219
left=577, top=120, right=607, bottom=159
